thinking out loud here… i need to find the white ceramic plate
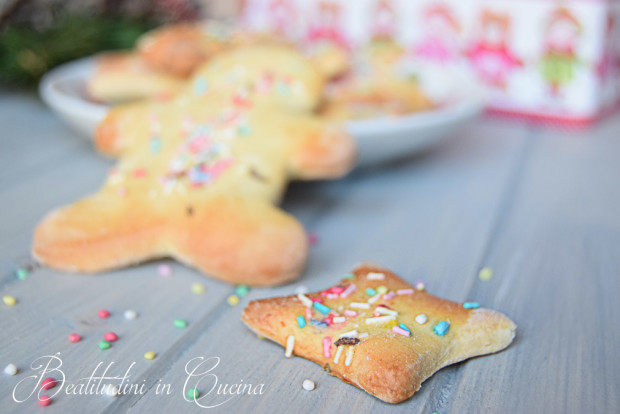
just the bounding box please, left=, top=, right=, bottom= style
left=39, top=57, right=484, bottom=167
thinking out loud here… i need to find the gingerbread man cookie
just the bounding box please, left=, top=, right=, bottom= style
left=242, top=265, right=516, bottom=402
left=33, top=45, right=356, bottom=286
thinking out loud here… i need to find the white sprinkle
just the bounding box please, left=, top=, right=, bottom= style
left=345, top=347, right=355, bottom=366
left=124, top=310, right=138, bottom=320
left=358, top=332, right=368, bottom=339
left=294, top=285, right=309, bottom=294
left=365, top=315, right=396, bottom=324
left=285, top=335, right=295, bottom=357
left=367, top=293, right=382, bottom=304
left=374, top=307, right=398, bottom=316
left=339, top=330, right=358, bottom=338
left=415, top=282, right=426, bottom=291
left=350, top=302, right=370, bottom=309
left=106, top=385, right=120, bottom=397
left=332, top=316, right=346, bottom=323
left=302, top=379, right=315, bottom=391
left=367, top=272, right=385, bottom=280
left=415, top=314, right=428, bottom=324
left=297, top=294, right=313, bottom=307
left=333, top=346, right=344, bottom=364
left=4, top=363, right=17, bottom=376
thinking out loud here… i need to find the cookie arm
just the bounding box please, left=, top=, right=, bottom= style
left=287, top=117, right=357, bottom=180
left=95, top=102, right=150, bottom=157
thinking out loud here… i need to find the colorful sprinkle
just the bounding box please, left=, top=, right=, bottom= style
left=313, top=302, right=331, bottom=315
left=365, top=315, right=396, bottom=324
left=322, top=337, right=332, bottom=358
left=434, top=321, right=450, bottom=336
left=38, top=395, right=52, bottom=407
left=68, top=333, right=82, bottom=343
left=16, top=268, right=29, bottom=280
left=302, top=379, right=315, bottom=391
left=193, top=76, right=207, bottom=95
left=367, top=272, right=385, bottom=280
left=358, top=332, right=369, bottom=339
left=310, top=319, right=328, bottom=328
left=376, top=286, right=388, bottom=294
left=365, top=288, right=377, bottom=296
left=415, top=281, right=426, bottom=291
left=415, top=314, right=428, bottom=325
left=397, top=289, right=414, bottom=295
left=479, top=267, right=493, bottom=281
left=3, top=296, right=17, bottom=306
left=4, top=363, right=17, bottom=376
left=344, top=347, right=355, bottom=366
left=191, top=283, right=206, bottom=294
left=227, top=295, right=239, bottom=306
left=124, top=310, right=138, bottom=320
left=350, top=302, right=370, bottom=309
left=344, top=310, right=357, bottom=317
left=297, top=293, right=313, bottom=307
left=343, top=273, right=355, bottom=280
left=285, top=335, right=295, bottom=358
left=235, top=285, right=250, bottom=297
left=340, top=284, right=357, bottom=298
left=174, top=319, right=188, bottom=328
left=308, top=232, right=319, bottom=246
left=463, top=302, right=480, bottom=309
left=367, top=293, right=382, bottom=304
left=392, top=326, right=411, bottom=337
left=144, top=351, right=157, bottom=360
left=382, top=292, right=396, bottom=300
left=104, top=332, right=118, bottom=342
left=375, top=307, right=398, bottom=316
left=333, top=346, right=344, bottom=364
left=41, top=377, right=57, bottom=390
left=399, top=323, right=411, bottom=333
left=99, top=340, right=111, bottom=350
left=158, top=264, right=172, bottom=277
left=150, top=137, right=162, bottom=154
left=106, top=385, right=120, bottom=397
left=332, top=316, right=346, bottom=324
left=294, top=285, right=309, bottom=294
left=98, top=309, right=110, bottom=319
left=187, top=388, right=200, bottom=399
left=339, top=330, right=358, bottom=338
left=297, top=316, right=306, bottom=328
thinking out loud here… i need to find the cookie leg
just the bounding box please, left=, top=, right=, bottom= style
left=33, top=193, right=166, bottom=272
left=170, top=197, right=308, bottom=286
left=288, top=119, right=356, bottom=180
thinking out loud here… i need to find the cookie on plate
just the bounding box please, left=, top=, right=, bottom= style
left=32, top=45, right=356, bottom=286
left=242, top=265, right=516, bottom=402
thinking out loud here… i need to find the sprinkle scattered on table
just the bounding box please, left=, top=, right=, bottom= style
left=106, top=385, right=120, bottom=397
left=38, top=395, right=52, bottom=407
left=99, top=340, right=111, bottom=350
left=104, top=332, right=119, bottom=342
left=235, top=285, right=250, bottom=297
left=302, top=379, right=315, bottom=391
left=187, top=388, right=200, bottom=400
left=16, top=268, right=29, bottom=280
left=4, top=363, right=18, bottom=375
left=174, top=319, right=188, bottom=328
left=3, top=295, right=17, bottom=306
left=98, top=309, right=111, bottom=319
left=41, top=377, right=57, bottom=390
left=68, top=333, right=82, bottom=343
left=124, top=309, right=138, bottom=320
left=191, top=283, right=206, bottom=294
left=479, top=267, right=493, bottom=281
left=144, top=351, right=157, bottom=360
left=158, top=264, right=172, bottom=277
left=227, top=295, right=239, bottom=306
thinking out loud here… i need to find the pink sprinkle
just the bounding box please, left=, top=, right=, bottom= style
left=68, top=333, right=81, bottom=343
left=308, top=232, right=319, bottom=246
left=158, top=264, right=172, bottom=277
left=323, top=337, right=332, bottom=358
left=133, top=168, right=148, bottom=178
left=382, top=292, right=396, bottom=300
left=311, top=297, right=322, bottom=303
left=41, top=377, right=57, bottom=390
left=340, top=284, right=357, bottom=298
left=104, top=332, right=118, bottom=342
left=38, top=395, right=52, bottom=407
left=305, top=307, right=312, bottom=320
left=397, top=289, right=414, bottom=295
left=330, top=286, right=345, bottom=294
left=344, top=310, right=357, bottom=317
left=392, top=326, right=411, bottom=337
left=98, top=310, right=110, bottom=319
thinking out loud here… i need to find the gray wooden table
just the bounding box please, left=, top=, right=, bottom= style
left=1, top=91, right=619, bottom=413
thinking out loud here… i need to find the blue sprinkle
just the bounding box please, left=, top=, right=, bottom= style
left=150, top=137, right=162, bottom=154
left=313, top=302, right=330, bottom=315
left=366, top=288, right=377, bottom=296
left=310, top=319, right=328, bottom=328
left=434, top=321, right=450, bottom=337
left=189, top=168, right=211, bottom=184
left=296, top=316, right=306, bottom=328
left=237, top=125, right=251, bottom=135
left=463, top=302, right=480, bottom=309
left=399, top=323, right=410, bottom=333
left=194, top=77, right=207, bottom=96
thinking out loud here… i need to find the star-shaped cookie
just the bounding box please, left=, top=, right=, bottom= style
left=33, top=45, right=356, bottom=286
left=242, top=265, right=516, bottom=402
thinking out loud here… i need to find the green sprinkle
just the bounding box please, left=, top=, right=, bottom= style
left=150, top=137, right=162, bottom=154
left=237, top=125, right=251, bottom=136
left=187, top=388, right=200, bottom=400
left=365, top=288, right=377, bottom=296
left=343, top=273, right=355, bottom=280
left=99, top=340, right=111, bottom=350
left=235, top=285, right=250, bottom=297
left=174, top=319, right=188, bottom=328
left=16, top=268, right=29, bottom=280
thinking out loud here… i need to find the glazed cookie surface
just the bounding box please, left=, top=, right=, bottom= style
left=242, top=265, right=516, bottom=402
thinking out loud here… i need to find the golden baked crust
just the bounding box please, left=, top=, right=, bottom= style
left=242, top=265, right=516, bottom=402
left=32, top=46, right=356, bottom=286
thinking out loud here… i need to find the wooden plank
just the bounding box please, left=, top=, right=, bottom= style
left=441, top=116, right=620, bottom=414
